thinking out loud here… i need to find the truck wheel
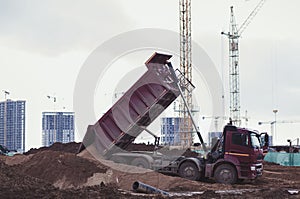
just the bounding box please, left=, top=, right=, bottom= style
left=131, top=158, right=150, bottom=169
left=214, top=164, right=237, bottom=184
left=179, top=162, right=201, bottom=181
left=110, top=156, right=127, bottom=164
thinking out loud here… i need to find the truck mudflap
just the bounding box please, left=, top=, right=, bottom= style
left=78, top=52, right=181, bottom=157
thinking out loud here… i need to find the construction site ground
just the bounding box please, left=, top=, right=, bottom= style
left=0, top=142, right=299, bottom=199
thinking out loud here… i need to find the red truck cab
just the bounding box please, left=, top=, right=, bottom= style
left=203, top=125, right=267, bottom=184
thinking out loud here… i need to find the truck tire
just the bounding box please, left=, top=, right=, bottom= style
left=110, top=156, right=127, bottom=164
left=214, top=164, right=237, bottom=184
left=131, top=158, right=150, bottom=169
left=179, top=162, right=201, bottom=181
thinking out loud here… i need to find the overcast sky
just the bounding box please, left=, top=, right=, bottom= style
left=1, top=0, right=300, bottom=150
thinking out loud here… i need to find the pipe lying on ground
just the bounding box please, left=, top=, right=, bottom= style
left=132, top=181, right=169, bottom=196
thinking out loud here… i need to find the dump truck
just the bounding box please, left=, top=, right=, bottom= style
left=78, top=52, right=268, bottom=184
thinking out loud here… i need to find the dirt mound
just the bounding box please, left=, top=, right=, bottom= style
left=2, top=141, right=300, bottom=198
left=0, top=160, right=140, bottom=198
left=24, top=142, right=81, bottom=155
left=15, top=150, right=108, bottom=188
left=0, top=160, right=58, bottom=198
left=78, top=147, right=218, bottom=191
left=0, top=154, right=33, bottom=166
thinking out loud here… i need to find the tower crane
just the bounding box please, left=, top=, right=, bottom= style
left=179, top=0, right=193, bottom=147
left=258, top=120, right=300, bottom=125
left=258, top=120, right=300, bottom=145
left=222, top=0, right=266, bottom=126
left=2, top=90, right=10, bottom=100
left=203, top=110, right=249, bottom=132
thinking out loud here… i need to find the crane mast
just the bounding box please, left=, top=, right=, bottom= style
left=222, top=0, right=266, bottom=126
left=179, top=0, right=193, bottom=146
left=228, top=6, right=241, bottom=126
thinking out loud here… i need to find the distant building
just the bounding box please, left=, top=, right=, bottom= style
left=42, top=112, right=75, bottom=147
left=0, top=99, right=25, bottom=152
left=161, top=117, right=182, bottom=145
left=268, top=135, right=273, bottom=146
left=208, top=131, right=223, bottom=147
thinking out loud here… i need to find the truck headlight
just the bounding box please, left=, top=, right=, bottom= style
left=250, top=166, right=256, bottom=171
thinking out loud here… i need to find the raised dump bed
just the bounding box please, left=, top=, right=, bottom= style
left=78, top=53, right=181, bottom=157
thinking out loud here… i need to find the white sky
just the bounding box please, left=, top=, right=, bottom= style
left=1, top=0, right=300, bottom=150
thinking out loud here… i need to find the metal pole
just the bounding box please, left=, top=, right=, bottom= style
left=167, top=62, right=207, bottom=152
left=273, top=109, right=278, bottom=144
left=132, top=181, right=169, bottom=196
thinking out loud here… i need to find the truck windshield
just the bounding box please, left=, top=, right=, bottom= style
left=250, top=133, right=261, bottom=148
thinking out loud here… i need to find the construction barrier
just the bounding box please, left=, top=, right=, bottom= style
left=264, top=152, right=300, bottom=166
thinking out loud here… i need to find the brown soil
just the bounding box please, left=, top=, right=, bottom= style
left=1, top=143, right=300, bottom=198
left=15, top=150, right=107, bottom=188
left=0, top=156, right=147, bottom=198
left=24, top=142, right=81, bottom=155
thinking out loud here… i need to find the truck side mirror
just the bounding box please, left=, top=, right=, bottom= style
left=260, top=132, right=269, bottom=148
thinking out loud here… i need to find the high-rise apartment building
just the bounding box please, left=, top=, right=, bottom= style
left=42, top=112, right=75, bottom=147
left=161, top=117, right=182, bottom=145
left=0, top=99, right=25, bottom=152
